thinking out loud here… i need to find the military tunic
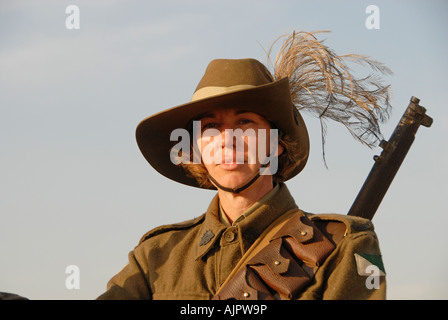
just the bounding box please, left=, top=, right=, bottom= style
left=97, top=183, right=385, bottom=300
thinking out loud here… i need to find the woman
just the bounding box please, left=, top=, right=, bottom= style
left=98, top=32, right=390, bottom=300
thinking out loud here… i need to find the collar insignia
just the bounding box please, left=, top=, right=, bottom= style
left=199, top=230, right=215, bottom=246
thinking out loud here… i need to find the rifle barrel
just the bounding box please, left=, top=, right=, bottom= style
left=347, top=96, right=433, bottom=220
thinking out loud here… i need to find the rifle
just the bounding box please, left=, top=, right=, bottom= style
left=347, top=96, right=433, bottom=220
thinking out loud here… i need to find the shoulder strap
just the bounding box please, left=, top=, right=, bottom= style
left=138, top=214, right=205, bottom=245
left=213, top=209, right=343, bottom=300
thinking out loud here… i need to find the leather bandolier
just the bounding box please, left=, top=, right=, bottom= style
left=213, top=209, right=346, bottom=300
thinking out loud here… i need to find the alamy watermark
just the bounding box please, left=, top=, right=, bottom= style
left=365, top=5, right=380, bottom=30
left=169, top=121, right=280, bottom=176
left=365, top=265, right=381, bottom=290
left=65, top=265, right=80, bottom=290
left=65, top=5, right=80, bottom=30
left=65, top=5, right=380, bottom=31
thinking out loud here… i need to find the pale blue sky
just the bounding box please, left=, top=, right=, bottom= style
left=1, top=0, right=447, bottom=299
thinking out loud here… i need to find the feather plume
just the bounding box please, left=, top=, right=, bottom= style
left=267, top=31, right=393, bottom=166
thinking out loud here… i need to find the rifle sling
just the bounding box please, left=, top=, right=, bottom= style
left=213, top=209, right=339, bottom=300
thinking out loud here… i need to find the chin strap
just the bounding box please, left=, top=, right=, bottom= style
left=207, top=172, right=261, bottom=194
left=207, top=164, right=275, bottom=194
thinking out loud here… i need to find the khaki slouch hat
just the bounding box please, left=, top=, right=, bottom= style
left=136, top=58, right=310, bottom=189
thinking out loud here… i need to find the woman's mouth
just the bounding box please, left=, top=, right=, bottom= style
left=219, top=162, right=240, bottom=170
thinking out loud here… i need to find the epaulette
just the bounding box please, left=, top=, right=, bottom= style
left=305, top=212, right=374, bottom=245
left=138, top=214, right=206, bottom=245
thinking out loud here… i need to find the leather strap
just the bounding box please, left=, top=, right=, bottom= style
left=207, top=172, right=261, bottom=194
left=213, top=210, right=341, bottom=300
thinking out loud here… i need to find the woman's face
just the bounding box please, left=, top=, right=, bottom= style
left=196, top=108, right=283, bottom=190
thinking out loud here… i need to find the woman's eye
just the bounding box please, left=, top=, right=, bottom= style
left=238, top=118, right=253, bottom=125
left=202, top=122, right=218, bottom=130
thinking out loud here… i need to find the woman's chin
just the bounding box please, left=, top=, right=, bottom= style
left=212, top=173, right=256, bottom=189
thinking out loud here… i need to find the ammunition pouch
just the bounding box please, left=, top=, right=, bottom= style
left=213, top=210, right=345, bottom=300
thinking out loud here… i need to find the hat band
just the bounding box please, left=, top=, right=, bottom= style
left=191, top=84, right=256, bottom=102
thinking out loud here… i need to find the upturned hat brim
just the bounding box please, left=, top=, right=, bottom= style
left=136, top=76, right=309, bottom=190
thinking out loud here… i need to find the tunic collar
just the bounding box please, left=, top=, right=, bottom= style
left=219, top=183, right=280, bottom=226
left=194, top=183, right=298, bottom=260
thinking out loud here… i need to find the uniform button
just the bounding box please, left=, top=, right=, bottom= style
left=224, top=228, right=237, bottom=242
left=224, top=231, right=235, bottom=242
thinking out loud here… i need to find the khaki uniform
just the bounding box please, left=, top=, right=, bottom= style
left=97, top=184, right=385, bottom=300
